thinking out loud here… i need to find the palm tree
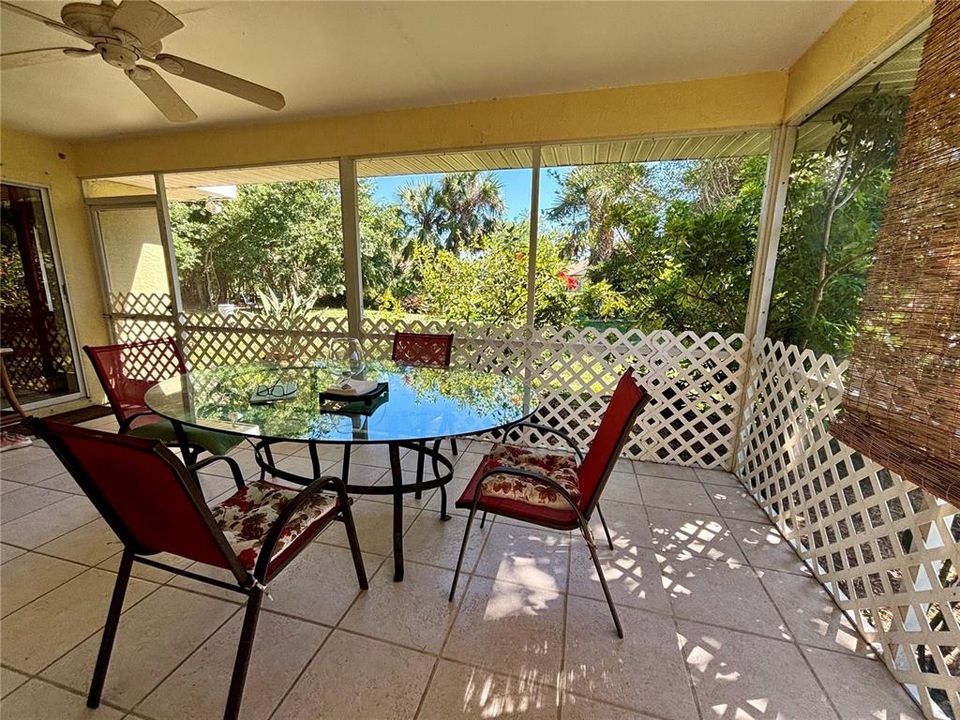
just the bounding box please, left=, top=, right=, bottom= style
left=547, top=163, right=656, bottom=262
left=435, top=172, right=505, bottom=252
left=399, top=181, right=443, bottom=255
left=398, top=172, right=505, bottom=254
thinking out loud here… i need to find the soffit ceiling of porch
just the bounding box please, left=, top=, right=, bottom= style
left=796, top=34, right=923, bottom=152
left=85, top=129, right=778, bottom=199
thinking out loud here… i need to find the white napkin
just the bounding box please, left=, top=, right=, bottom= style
left=324, top=379, right=379, bottom=397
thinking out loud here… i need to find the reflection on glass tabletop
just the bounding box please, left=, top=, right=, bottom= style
left=144, top=362, right=536, bottom=444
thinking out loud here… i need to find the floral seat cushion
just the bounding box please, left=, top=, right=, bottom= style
left=479, top=443, right=582, bottom=511
left=211, top=480, right=338, bottom=570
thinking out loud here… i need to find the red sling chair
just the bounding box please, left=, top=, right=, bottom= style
left=25, top=417, right=367, bottom=720
left=448, top=369, right=650, bottom=637
left=83, top=337, right=239, bottom=463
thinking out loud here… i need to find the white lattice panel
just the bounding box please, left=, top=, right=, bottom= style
left=106, top=297, right=747, bottom=469
left=179, top=309, right=348, bottom=368
left=364, top=317, right=747, bottom=468
left=736, top=340, right=960, bottom=720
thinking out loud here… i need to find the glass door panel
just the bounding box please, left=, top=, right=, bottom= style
left=0, top=183, right=82, bottom=407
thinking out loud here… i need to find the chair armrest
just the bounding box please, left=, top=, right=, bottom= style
left=475, top=466, right=591, bottom=534
left=501, top=421, right=584, bottom=464
left=252, top=474, right=340, bottom=581
left=185, top=455, right=245, bottom=490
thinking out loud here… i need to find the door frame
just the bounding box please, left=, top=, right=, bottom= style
left=1, top=180, right=86, bottom=408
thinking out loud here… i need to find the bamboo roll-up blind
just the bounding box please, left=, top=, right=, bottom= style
left=831, top=0, right=960, bottom=504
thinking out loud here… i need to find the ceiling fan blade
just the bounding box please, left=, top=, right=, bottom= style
left=152, top=54, right=285, bottom=111
left=110, top=0, right=183, bottom=47
left=0, top=1, right=89, bottom=41
left=1, top=47, right=92, bottom=70
left=127, top=65, right=197, bottom=123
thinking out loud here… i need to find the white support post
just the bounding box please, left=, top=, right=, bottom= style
left=525, top=147, right=542, bottom=328
left=339, top=158, right=364, bottom=339
left=743, top=126, right=797, bottom=354
left=153, top=173, right=186, bottom=345
left=730, top=125, right=797, bottom=471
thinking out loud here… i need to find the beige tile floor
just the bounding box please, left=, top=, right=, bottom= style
left=0, top=414, right=922, bottom=720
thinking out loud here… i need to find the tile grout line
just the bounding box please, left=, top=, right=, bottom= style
left=265, top=476, right=442, bottom=720
left=672, top=613, right=707, bottom=720
left=412, top=514, right=498, bottom=720
left=716, top=484, right=849, bottom=720
left=4, top=485, right=883, bottom=682
left=4, top=452, right=905, bottom=718
left=4, top=672, right=135, bottom=716
left=128, top=605, right=244, bottom=719
left=265, top=617, right=338, bottom=720
left=261, top=505, right=396, bottom=720
left=749, top=567, right=845, bottom=720
left=1, top=569, right=168, bottom=713
left=0, top=488, right=88, bottom=527
left=0, top=551, right=96, bottom=619
left=718, top=473, right=901, bottom=682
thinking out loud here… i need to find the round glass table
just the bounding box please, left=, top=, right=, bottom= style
left=144, top=362, right=536, bottom=580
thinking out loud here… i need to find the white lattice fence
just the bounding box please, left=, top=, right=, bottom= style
left=104, top=296, right=747, bottom=469
left=736, top=340, right=960, bottom=719
left=103, top=295, right=958, bottom=713
left=108, top=293, right=176, bottom=345
left=365, top=317, right=747, bottom=468
left=180, top=310, right=348, bottom=368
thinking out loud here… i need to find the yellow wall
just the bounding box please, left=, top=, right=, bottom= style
left=71, top=71, right=787, bottom=177
left=0, top=127, right=109, bottom=408
left=783, top=0, right=932, bottom=123
left=97, top=206, right=169, bottom=296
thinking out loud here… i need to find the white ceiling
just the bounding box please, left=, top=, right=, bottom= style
left=0, top=0, right=852, bottom=140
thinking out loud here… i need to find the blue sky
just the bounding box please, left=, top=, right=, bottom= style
left=367, top=168, right=569, bottom=222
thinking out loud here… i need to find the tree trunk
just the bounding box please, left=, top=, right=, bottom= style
left=802, top=147, right=854, bottom=348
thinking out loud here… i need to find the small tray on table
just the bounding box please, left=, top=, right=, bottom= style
left=318, top=381, right=389, bottom=416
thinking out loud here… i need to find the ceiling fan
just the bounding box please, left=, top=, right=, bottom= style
left=0, top=0, right=285, bottom=122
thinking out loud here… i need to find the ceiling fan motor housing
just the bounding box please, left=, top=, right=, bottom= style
left=97, top=41, right=138, bottom=70
left=60, top=2, right=114, bottom=38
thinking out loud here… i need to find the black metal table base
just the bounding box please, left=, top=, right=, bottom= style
left=249, top=437, right=455, bottom=582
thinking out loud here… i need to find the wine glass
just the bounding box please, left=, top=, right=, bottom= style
left=326, top=337, right=365, bottom=388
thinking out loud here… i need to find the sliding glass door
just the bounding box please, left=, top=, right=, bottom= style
left=0, top=183, right=82, bottom=408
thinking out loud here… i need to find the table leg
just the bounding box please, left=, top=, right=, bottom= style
left=415, top=441, right=425, bottom=499
left=341, top=443, right=352, bottom=484
left=308, top=443, right=322, bottom=479
left=389, top=441, right=405, bottom=582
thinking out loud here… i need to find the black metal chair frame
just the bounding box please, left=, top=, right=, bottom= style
left=249, top=435, right=455, bottom=580
left=26, top=418, right=368, bottom=720
left=448, top=402, right=647, bottom=639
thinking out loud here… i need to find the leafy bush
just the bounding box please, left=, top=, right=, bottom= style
left=413, top=223, right=575, bottom=326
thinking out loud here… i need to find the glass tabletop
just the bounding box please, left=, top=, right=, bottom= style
left=144, top=362, right=536, bottom=444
